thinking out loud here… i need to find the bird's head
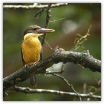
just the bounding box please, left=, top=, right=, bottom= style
left=23, top=25, right=55, bottom=40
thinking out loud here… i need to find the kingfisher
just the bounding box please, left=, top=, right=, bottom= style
left=21, top=25, right=55, bottom=86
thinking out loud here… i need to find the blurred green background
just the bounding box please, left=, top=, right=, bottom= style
left=3, top=3, right=101, bottom=101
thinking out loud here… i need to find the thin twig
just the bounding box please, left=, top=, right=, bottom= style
left=14, top=86, right=101, bottom=100
left=39, top=32, right=54, bottom=51
left=43, top=39, right=54, bottom=51
left=49, top=17, right=66, bottom=22
left=34, top=8, right=44, bottom=19
left=51, top=73, right=82, bottom=101
left=74, top=25, right=92, bottom=50
left=3, top=3, right=69, bottom=9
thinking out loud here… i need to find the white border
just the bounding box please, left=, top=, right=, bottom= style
left=1, top=0, right=102, bottom=104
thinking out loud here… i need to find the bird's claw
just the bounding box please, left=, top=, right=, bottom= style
left=34, top=61, right=39, bottom=65
left=24, top=64, right=30, bottom=68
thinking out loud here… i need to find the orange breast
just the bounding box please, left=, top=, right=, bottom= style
left=22, top=37, right=41, bottom=65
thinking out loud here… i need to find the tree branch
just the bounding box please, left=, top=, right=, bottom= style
left=14, top=86, right=101, bottom=100
left=3, top=3, right=69, bottom=9
left=3, top=48, right=101, bottom=94
left=41, top=3, right=52, bottom=45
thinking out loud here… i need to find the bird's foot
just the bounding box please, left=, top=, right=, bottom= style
left=34, top=61, right=39, bottom=65
left=23, top=64, right=31, bottom=72
left=30, top=74, right=37, bottom=87
left=24, top=64, right=30, bottom=68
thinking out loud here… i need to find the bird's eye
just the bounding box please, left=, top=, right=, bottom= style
left=33, top=28, right=37, bottom=30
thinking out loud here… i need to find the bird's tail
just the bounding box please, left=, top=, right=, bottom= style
left=30, top=73, right=37, bottom=86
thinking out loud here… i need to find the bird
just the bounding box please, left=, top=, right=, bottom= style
left=21, top=25, right=55, bottom=86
